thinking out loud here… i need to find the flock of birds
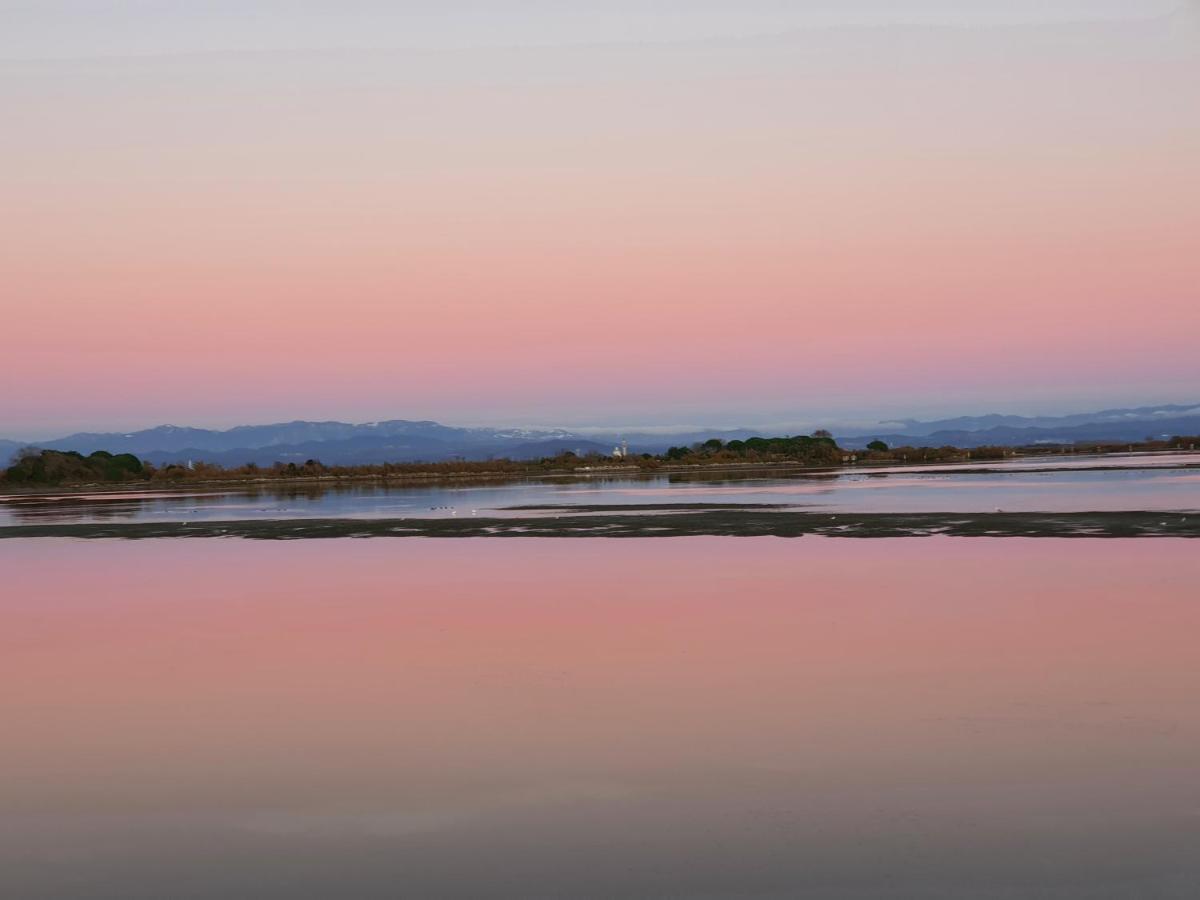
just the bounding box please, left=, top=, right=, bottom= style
left=430, top=506, right=478, bottom=516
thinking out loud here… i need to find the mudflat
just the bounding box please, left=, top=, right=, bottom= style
left=2, top=508, right=1196, bottom=539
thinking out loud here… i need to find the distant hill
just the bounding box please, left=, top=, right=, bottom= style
left=0, top=419, right=753, bottom=466
left=503, top=439, right=613, bottom=460
left=28, top=420, right=574, bottom=456
left=0, top=422, right=619, bottom=468
left=4, top=403, right=1198, bottom=466
left=3, top=420, right=581, bottom=465
left=0, top=439, right=22, bottom=463
left=138, top=435, right=614, bottom=467
left=839, top=413, right=1200, bottom=450
left=868, top=403, right=1200, bottom=439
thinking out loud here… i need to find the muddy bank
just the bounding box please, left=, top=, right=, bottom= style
left=2, top=509, right=1197, bottom=539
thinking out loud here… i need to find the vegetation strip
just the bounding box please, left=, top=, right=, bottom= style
left=10, top=435, right=1199, bottom=492
left=2, top=511, right=1197, bottom=540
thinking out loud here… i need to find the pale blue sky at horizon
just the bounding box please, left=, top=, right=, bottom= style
left=1, top=1, right=1189, bottom=59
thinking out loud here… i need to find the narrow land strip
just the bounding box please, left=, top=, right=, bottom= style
left=2, top=510, right=1197, bottom=539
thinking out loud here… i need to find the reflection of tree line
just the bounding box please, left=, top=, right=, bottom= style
left=667, top=471, right=839, bottom=486
left=2, top=490, right=229, bottom=523
left=2, top=495, right=147, bottom=523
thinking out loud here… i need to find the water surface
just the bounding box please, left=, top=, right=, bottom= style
left=3, top=452, right=1198, bottom=527
left=3, top=537, right=1197, bottom=898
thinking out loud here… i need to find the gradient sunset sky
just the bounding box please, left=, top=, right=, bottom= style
left=3, top=1, right=1198, bottom=439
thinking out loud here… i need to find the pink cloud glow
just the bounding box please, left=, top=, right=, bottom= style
left=3, top=14, right=1198, bottom=434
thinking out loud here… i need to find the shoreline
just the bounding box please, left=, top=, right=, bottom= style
left=3, top=450, right=1197, bottom=499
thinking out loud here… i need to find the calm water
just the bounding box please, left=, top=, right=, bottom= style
left=3, top=537, right=1198, bottom=898
left=3, top=453, right=1200, bottom=526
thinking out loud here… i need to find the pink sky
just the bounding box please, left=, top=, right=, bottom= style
left=3, top=5, right=1198, bottom=437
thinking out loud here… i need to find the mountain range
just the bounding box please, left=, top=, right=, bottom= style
left=0, top=422, right=610, bottom=468
left=2, top=403, right=1198, bottom=466
left=835, top=404, right=1200, bottom=449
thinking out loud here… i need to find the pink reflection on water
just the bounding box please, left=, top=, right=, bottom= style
left=2, top=537, right=1198, bottom=897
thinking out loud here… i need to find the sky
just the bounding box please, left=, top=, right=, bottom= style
left=3, top=2, right=1198, bottom=438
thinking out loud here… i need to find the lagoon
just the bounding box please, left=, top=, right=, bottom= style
left=3, top=453, right=1199, bottom=530
left=3, top=537, right=1198, bottom=898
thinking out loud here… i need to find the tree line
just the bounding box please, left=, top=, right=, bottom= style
left=4, top=433, right=1198, bottom=488
left=3, top=449, right=145, bottom=485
